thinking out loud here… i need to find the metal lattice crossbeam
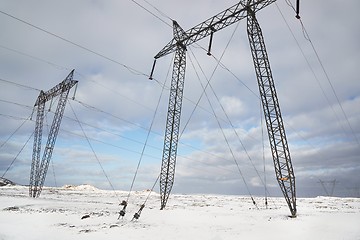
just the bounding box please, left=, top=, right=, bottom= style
left=29, top=70, right=78, bottom=198
left=155, top=0, right=276, bottom=59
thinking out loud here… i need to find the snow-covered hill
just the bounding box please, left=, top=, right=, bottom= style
left=0, top=185, right=359, bottom=240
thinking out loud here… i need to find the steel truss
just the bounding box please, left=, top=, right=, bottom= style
left=152, top=0, right=297, bottom=217
left=246, top=10, right=296, bottom=217
left=159, top=21, right=187, bottom=210
left=29, top=70, right=78, bottom=198
left=154, top=0, right=275, bottom=59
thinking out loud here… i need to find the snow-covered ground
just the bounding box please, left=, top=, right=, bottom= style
left=0, top=185, right=359, bottom=240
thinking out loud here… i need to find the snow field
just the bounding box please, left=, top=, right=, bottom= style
left=0, top=185, right=359, bottom=240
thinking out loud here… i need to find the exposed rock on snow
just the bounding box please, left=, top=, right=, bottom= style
left=3, top=206, right=20, bottom=211
left=81, top=214, right=90, bottom=220
left=0, top=177, right=16, bottom=187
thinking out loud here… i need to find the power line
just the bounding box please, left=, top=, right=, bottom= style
left=0, top=44, right=165, bottom=119
left=129, top=0, right=172, bottom=27
left=260, top=100, right=268, bottom=208
left=142, top=0, right=173, bottom=22
left=0, top=44, right=71, bottom=72
left=56, top=121, right=160, bottom=161
left=1, top=7, right=260, bottom=137
left=281, top=1, right=359, bottom=145
left=69, top=86, right=256, bottom=184
left=1, top=131, right=34, bottom=178
left=300, top=20, right=359, bottom=145
left=59, top=117, right=246, bottom=180
left=0, top=9, right=148, bottom=77
left=186, top=43, right=259, bottom=206
left=0, top=111, right=248, bottom=189
left=187, top=23, right=268, bottom=185
left=188, top=50, right=268, bottom=206
left=74, top=72, right=157, bottom=114
left=62, top=112, right=161, bottom=151
left=0, top=113, right=32, bottom=149
left=0, top=98, right=162, bottom=159
left=192, top=57, right=258, bottom=206
left=74, top=98, right=241, bottom=156
left=126, top=57, right=168, bottom=203
left=17, top=98, right=245, bottom=173
left=179, top=20, right=241, bottom=139
left=68, top=101, right=121, bottom=202
left=0, top=98, right=34, bottom=110
left=25, top=96, right=252, bottom=173
left=0, top=43, right=226, bottom=131
left=0, top=113, right=29, bottom=121
left=62, top=106, right=250, bottom=190
left=126, top=50, right=172, bottom=202
left=1, top=98, right=274, bottom=199
left=2, top=88, right=258, bottom=176
left=0, top=97, right=252, bottom=170
left=273, top=3, right=342, bottom=148
left=0, top=5, right=286, bottom=195
left=0, top=39, right=264, bottom=188
left=72, top=98, right=153, bottom=133
left=0, top=36, right=310, bottom=196
left=0, top=77, right=41, bottom=92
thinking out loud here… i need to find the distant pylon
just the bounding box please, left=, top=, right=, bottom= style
left=29, top=70, right=78, bottom=198
left=318, top=179, right=337, bottom=197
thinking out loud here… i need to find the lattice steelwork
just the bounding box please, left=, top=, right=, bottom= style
left=29, top=70, right=78, bottom=198
left=247, top=10, right=296, bottom=217
left=153, top=0, right=297, bottom=217
left=155, top=0, right=275, bottom=60
left=159, top=21, right=187, bottom=210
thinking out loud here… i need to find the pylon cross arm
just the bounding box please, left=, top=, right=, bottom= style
left=154, top=0, right=276, bottom=59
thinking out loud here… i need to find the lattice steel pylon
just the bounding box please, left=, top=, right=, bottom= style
left=151, top=0, right=297, bottom=217
left=29, top=70, right=78, bottom=198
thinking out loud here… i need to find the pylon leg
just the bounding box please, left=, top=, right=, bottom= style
left=160, top=21, right=187, bottom=210
left=247, top=10, right=297, bottom=217
left=29, top=101, right=45, bottom=198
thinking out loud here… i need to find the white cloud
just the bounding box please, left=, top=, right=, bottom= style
left=219, top=96, right=246, bottom=117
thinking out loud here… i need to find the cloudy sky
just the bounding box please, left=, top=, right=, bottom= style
left=0, top=0, right=359, bottom=198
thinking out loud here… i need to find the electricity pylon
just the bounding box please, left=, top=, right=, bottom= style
left=319, top=179, right=337, bottom=197
left=150, top=0, right=297, bottom=217
left=29, top=70, right=78, bottom=198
